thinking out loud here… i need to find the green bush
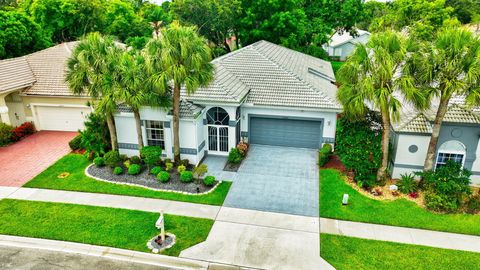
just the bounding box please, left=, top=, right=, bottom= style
left=127, top=164, right=142, bottom=175
left=465, top=192, right=480, bottom=214
left=150, top=166, right=163, bottom=175
left=177, top=165, right=186, bottom=173
left=78, top=112, right=110, bottom=155
left=165, top=162, right=173, bottom=172
left=157, top=171, right=170, bottom=183
left=194, top=164, right=208, bottom=179
left=104, top=150, right=122, bottom=168
left=228, top=148, right=243, bottom=164
left=0, top=122, right=14, bottom=146
left=179, top=159, right=190, bottom=167
left=180, top=171, right=194, bottom=183
left=318, top=144, right=333, bottom=166
left=418, top=161, right=472, bottom=213
left=397, top=173, right=418, bottom=194
left=69, top=134, right=83, bottom=150
left=335, top=111, right=382, bottom=188
left=140, top=146, right=162, bottom=167
left=203, top=175, right=216, bottom=187
left=93, top=157, right=105, bottom=167
left=113, top=166, right=123, bottom=175
left=130, top=155, right=142, bottom=165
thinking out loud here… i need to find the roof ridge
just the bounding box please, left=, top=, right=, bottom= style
left=396, top=112, right=427, bottom=131
left=214, top=64, right=251, bottom=102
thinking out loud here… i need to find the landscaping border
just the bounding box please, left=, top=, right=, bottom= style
left=85, top=164, right=222, bottom=196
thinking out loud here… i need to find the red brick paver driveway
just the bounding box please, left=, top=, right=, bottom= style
left=0, top=131, right=77, bottom=187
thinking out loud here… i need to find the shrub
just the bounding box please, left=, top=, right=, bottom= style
left=12, top=122, right=35, bottom=140
left=179, top=159, right=190, bottom=167
left=465, top=191, right=480, bottom=214
left=228, top=148, right=243, bottom=164
left=130, top=155, right=142, bottom=165
left=165, top=162, right=173, bottom=172
left=93, top=157, right=105, bottom=167
left=236, top=142, right=249, bottom=156
left=194, top=164, right=208, bottom=179
left=79, top=112, right=110, bottom=155
left=113, top=166, right=123, bottom=175
left=104, top=150, right=122, bottom=168
left=177, top=165, right=186, bottom=173
left=140, top=146, right=162, bottom=167
left=335, top=111, right=382, bottom=188
left=157, top=171, right=170, bottom=183
left=397, top=173, right=418, bottom=194
left=418, top=160, right=472, bottom=213
left=318, top=144, right=333, bottom=166
left=150, top=166, right=163, bottom=175
left=203, top=175, right=216, bottom=186
left=69, top=134, right=83, bottom=150
left=180, top=171, right=194, bottom=183
left=128, top=164, right=142, bottom=175
left=0, top=122, right=14, bottom=146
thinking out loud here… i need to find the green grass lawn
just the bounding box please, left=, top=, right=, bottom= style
left=320, top=169, right=480, bottom=236
left=24, top=154, right=231, bottom=206
left=0, top=199, right=213, bottom=256
left=330, top=61, right=344, bottom=74
left=321, top=234, right=480, bottom=270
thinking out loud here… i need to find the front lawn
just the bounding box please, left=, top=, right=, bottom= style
left=24, top=154, right=231, bottom=206
left=321, top=234, right=480, bottom=270
left=320, top=169, right=480, bottom=236
left=0, top=199, right=213, bottom=256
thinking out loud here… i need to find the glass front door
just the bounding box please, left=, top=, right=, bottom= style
left=208, top=126, right=228, bottom=153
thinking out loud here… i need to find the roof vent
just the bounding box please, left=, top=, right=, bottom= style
left=308, top=68, right=336, bottom=83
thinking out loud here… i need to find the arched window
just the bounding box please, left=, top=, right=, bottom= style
left=436, top=140, right=466, bottom=169
left=206, top=107, right=229, bottom=125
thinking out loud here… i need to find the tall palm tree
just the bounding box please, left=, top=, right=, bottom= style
left=403, top=27, right=480, bottom=171
left=66, top=33, right=123, bottom=151
left=144, top=21, right=214, bottom=163
left=115, top=50, right=171, bottom=149
left=337, top=31, right=425, bottom=183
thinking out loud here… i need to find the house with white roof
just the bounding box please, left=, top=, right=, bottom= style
left=115, top=41, right=342, bottom=164
left=390, top=96, right=480, bottom=185
left=323, top=30, right=371, bottom=61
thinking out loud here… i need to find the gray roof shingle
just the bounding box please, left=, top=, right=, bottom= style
left=0, top=57, right=36, bottom=94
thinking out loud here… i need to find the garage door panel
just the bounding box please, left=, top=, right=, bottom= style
left=36, top=106, right=90, bottom=131
left=250, top=117, right=322, bottom=149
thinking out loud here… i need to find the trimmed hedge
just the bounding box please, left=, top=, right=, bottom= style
left=318, top=144, right=333, bottom=166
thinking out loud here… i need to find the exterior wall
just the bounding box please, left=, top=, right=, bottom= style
left=239, top=105, right=338, bottom=145
left=326, top=34, right=370, bottom=61
left=203, top=105, right=238, bottom=157
left=391, top=133, right=430, bottom=179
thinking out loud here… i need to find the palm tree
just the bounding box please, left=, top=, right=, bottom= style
left=115, top=50, right=171, bottom=149
left=402, top=27, right=480, bottom=171
left=337, top=31, right=425, bottom=183
left=66, top=33, right=122, bottom=151
left=144, top=21, right=214, bottom=163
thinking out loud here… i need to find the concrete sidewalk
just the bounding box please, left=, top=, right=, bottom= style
left=320, top=218, right=480, bottom=253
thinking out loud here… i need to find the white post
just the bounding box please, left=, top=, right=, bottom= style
left=160, top=210, right=165, bottom=242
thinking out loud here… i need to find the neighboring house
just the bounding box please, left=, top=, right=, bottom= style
left=115, top=41, right=341, bottom=165
left=323, top=30, right=371, bottom=61
left=0, top=42, right=91, bottom=131
left=390, top=96, right=480, bottom=185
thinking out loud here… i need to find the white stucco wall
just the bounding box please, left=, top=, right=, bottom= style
left=203, top=105, right=238, bottom=156
left=391, top=134, right=430, bottom=179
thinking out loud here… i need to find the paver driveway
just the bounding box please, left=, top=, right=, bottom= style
left=224, top=145, right=319, bottom=216
left=0, top=131, right=77, bottom=187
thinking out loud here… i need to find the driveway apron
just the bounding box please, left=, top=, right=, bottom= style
left=224, top=145, right=319, bottom=217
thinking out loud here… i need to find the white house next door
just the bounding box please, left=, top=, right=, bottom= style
left=208, top=126, right=228, bottom=153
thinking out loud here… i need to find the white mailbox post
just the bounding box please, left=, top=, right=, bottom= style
left=156, top=210, right=165, bottom=242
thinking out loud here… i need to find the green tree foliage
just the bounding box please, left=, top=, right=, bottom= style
left=0, top=10, right=50, bottom=58
left=104, top=0, right=150, bottom=41
left=335, top=112, right=382, bottom=188
left=356, top=1, right=389, bottom=30
left=79, top=112, right=111, bottom=156
left=446, top=0, right=480, bottom=24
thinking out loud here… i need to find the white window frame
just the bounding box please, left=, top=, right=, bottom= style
left=435, top=151, right=466, bottom=169
left=145, top=120, right=165, bottom=150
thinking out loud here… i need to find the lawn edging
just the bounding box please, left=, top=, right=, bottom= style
left=85, top=164, right=223, bottom=196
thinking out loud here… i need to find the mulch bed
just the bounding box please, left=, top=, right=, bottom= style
left=223, top=162, right=241, bottom=172
left=87, top=165, right=216, bottom=194
left=322, top=154, right=347, bottom=173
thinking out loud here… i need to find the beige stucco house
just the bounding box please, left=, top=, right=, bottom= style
left=0, top=42, right=91, bottom=131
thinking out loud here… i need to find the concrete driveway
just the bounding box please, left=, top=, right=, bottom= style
left=224, top=145, right=319, bottom=217
left=0, top=131, right=77, bottom=187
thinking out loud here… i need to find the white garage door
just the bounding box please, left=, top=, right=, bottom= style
left=35, top=106, right=91, bottom=131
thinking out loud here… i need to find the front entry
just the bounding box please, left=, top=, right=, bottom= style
left=206, top=107, right=230, bottom=154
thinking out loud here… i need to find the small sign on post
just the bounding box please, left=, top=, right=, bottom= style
left=342, top=194, right=349, bottom=205
left=156, top=210, right=165, bottom=242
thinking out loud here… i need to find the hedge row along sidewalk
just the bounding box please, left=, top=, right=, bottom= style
left=320, top=169, right=480, bottom=236
left=24, top=154, right=231, bottom=206
left=0, top=199, right=214, bottom=257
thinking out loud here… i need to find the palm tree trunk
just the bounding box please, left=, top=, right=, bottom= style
left=133, top=109, right=144, bottom=149
left=173, top=84, right=181, bottom=163
left=424, top=97, right=450, bottom=171
left=377, top=108, right=391, bottom=183
left=106, top=112, right=118, bottom=151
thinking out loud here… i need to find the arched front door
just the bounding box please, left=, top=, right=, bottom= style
left=207, top=107, right=229, bottom=154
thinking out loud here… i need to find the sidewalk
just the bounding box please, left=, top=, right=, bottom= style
left=320, top=218, right=480, bottom=253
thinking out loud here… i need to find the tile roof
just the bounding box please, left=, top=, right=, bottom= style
left=0, top=57, right=36, bottom=94
left=183, top=40, right=341, bottom=110
left=117, top=100, right=203, bottom=119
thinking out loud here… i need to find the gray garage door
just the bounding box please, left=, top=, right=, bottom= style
left=249, top=117, right=322, bottom=149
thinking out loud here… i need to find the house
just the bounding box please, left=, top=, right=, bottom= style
left=323, top=30, right=371, bottom=61
left=0, top=42, right=92, bottom=131
left=390, top=96, right=480, bottom=185
left=115, top=41, right=341, bottom=165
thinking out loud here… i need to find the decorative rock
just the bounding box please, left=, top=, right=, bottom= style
left=389, top=185, right=398, bottom=191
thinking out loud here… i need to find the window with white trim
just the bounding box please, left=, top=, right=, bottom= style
left=435, top=152, right=465, bottom=168
left=435, top=140, right=466, bottom=169
left=146, top=120, right=165, bottom=149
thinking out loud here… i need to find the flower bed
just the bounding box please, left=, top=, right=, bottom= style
left=224, top=141, right=249, bottom=172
